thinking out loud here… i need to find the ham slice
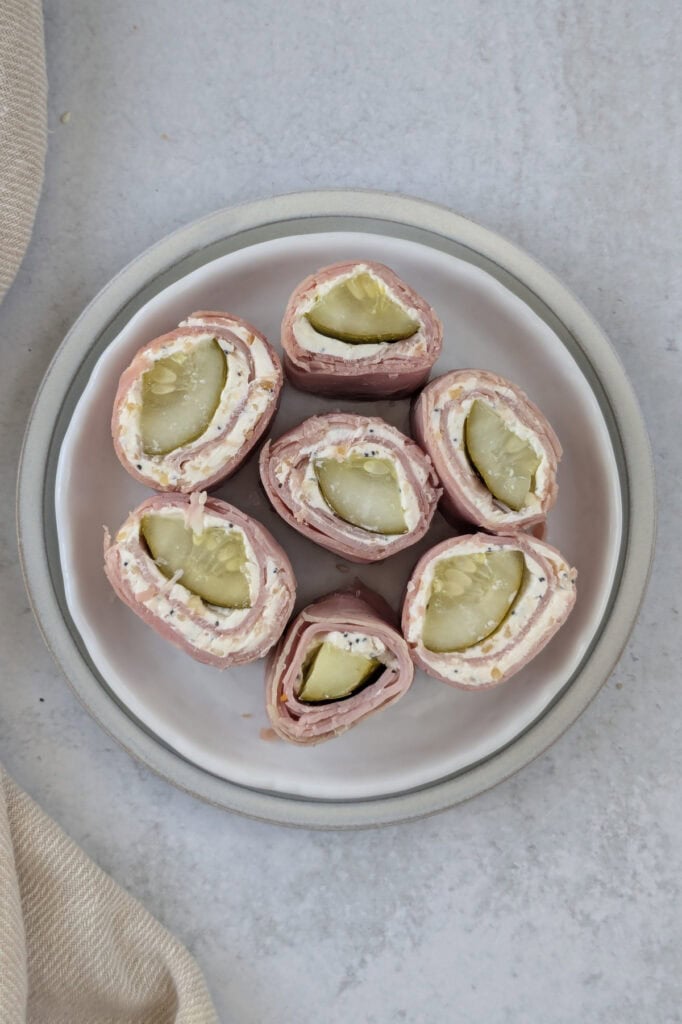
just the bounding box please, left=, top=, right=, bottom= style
left=103, top=493, right=296, bottom=667
left=259, top=412, right=441, bottom=563
left=281, top=261, right=442, bottom=398
left=112, top=311, right=282, bottom=493
left=265, top=586, right=414, bottom=745
left=412, top=369, right=561, bottom=533
left=402, top=532, right=577, bottom=689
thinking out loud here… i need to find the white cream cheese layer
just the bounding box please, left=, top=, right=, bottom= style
left=292, top=264, right=427, bottom=360
left=404, top=540, right=575, bottom=687
left=317, top=630, right=395, bottom=665
left=274, top=423, right=429, bottom=536
left=116, top=320, right=278, bottom=489
left=115, top=508, right=288, bottom=658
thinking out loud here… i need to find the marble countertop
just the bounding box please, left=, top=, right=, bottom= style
left=2, top=2, right=679, bottom=1021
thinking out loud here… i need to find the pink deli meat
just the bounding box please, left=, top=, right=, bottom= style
left=259, top=412, right=441, bottom=564
left=402, top=532, right=576, bottom=689
left=281, top=261, right=443, bottom=398
left=265, top=586, right=414, bottom=745
left=103, top=493, right=296, bottom=668
left=412, top=369, right=561, bottom=533
left=112, top=311, right=283, bottom=492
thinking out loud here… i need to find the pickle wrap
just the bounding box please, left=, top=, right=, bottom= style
left=104, top=493, right=296, bottom=668
left=266, top=586, right=414, bottom=745
left=112, top=311, right=282, bottom=493
left=402, top=532, right=577, bottom=689
left=281, top=261, right=442, bottom=399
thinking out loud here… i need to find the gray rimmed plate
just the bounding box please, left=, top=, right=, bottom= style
left=17, top=190, right=655, bottom=828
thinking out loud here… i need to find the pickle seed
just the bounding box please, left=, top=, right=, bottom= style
left=152, top=365, right=178, bottom=384
left=346, top=276, right=367, bottom=300
left=362, top=459, right=391, bottom=476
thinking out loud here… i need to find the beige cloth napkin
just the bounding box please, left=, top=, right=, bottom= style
left=0, top=766, right=219, bottom=1023
left=1, top=10, right=218, bottom=1021
left=0, top=0, right=47, bottom=303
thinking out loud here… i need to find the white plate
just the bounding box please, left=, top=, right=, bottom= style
left=19, top=191, right=654, bottom=827
left=56, top=229, right=620, bottom=801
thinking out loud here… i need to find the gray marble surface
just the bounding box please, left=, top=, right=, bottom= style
left=2, top=2, right=680, bottom=1021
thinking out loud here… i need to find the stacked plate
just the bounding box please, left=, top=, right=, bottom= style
left=17, top=191, right=654, bottom=827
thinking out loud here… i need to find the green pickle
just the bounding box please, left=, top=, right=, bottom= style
left=140, top=338, right=227, bottom=456
left=315, top=455, right=407, bottom=535
left=141, top=513, right=250, bottom=609
left=465, top=400, right=540, bottom=511
left=297, top=642, right=382, bottom=702
left=306, top=273, right=418, bottom=343
left=422, top=550, right=524, bottom=653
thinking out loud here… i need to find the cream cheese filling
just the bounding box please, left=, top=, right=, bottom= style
left=313, top=630, right=393, bottom=665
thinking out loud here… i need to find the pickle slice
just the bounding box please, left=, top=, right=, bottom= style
left=140, top=339, right=227, bottom=456
left=297, top=642, right=382, bottom=702
left=141, top=513, right=250, bottom=608
left=465, top=401, right=540, bottom=511
left=422, top=550, right=524, bottom=653
left=306, top=273, right=419, bottom=343
left=315, top=455, right=407, bottom=535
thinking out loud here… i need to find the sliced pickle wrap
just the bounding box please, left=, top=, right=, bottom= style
left=281, top=261, right=442, bottom=399
left=112, top=311, right=283, bottom=493
left=265, top=586, right=414, bottom=745
left=412, top=369, right=562, bottom=533
left=402, top=533, right=577, bottom=689
left=259, top=413, right=441, bottom=563
left=103, top=493, right=296, bottom=668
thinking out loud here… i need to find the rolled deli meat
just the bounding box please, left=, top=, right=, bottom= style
left=259, top=412, right=441, bottom=563
left=104, top=492, right=296, bottom=667
left=412, top=369, right=561, bottom=533
left=401, top=532, right=576, bottom=688
left=112, top=311, right=283, bottom=492
left=265, top=586, right=414, bottom=745
left=281, top=261, right=443, bottom=398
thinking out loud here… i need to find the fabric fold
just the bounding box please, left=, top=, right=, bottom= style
left=0, top=0, right=47, bottom=303
left=0, top=765, right=218, bottom=1024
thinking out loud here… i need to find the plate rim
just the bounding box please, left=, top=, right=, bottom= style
left=16, top=189, right=656, bottom=829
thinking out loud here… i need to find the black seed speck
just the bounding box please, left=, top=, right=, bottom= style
left=538, top=576, right=546, bottom=582
left=487, top=546, right=493, bottom=552
left=136, top=464, right=142, bottom=470
left=215, top=620, right=219, bottom=626
left=169, top=609, right=175, bottom=616
left=123, top=561, right=129, bottom=567
left=39, top=697, right=45, bottom=702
